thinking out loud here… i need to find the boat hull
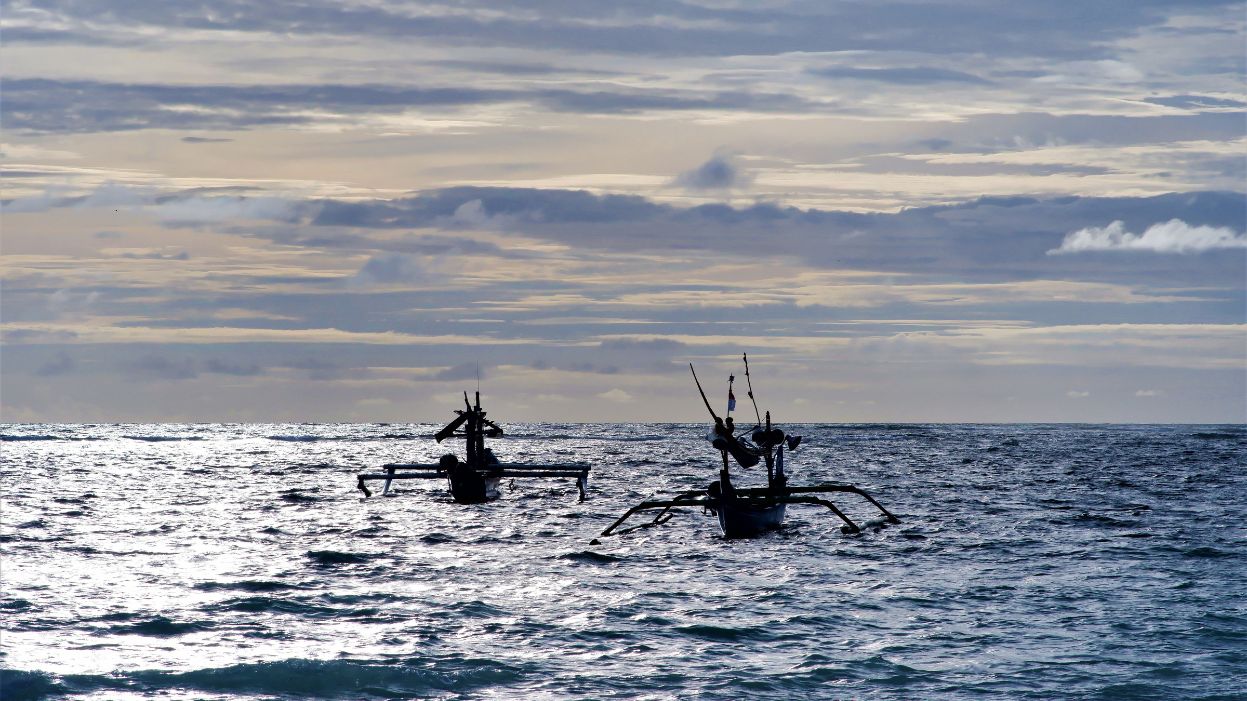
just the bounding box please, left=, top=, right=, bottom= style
left=448, top=469, right=502, bottom=504
left=715, top=498, right=786, bottom=539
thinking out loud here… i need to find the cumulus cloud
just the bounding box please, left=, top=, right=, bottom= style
left=1049, top=219, right=1247, bottom=254
left=674, top=152, right=752, bottom=190
left=598, top=388, right=634, bottom=402
left=353, top=253, right=428, bottom=284
left=47, top=289, right=99, bottom=314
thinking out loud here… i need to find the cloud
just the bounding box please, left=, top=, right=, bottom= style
left=0, top=78, right=819, bottom=134
left=597, top=388, right=633, bottom=402
left=674, top=153, right=752, bottom=190
left=1143, top=95, right=1247, bottom=111
left=431, top=363, right=487, bottom=382
left=0, top=328, right=79, bottom=344
left=204, top=358, right=264, bottom=376
left=282, top=357, right=369, bottom=381
left=300, top=186, right=1246, bottom=288
left=598, top=338, right=686, bottom=353
left=5, top=2, right=1215, bottom=61
left=807, top=66, right=992, bottom=85
left=153, top=194, right=306, bottom=225
left=122, top=354, right=197, bottom=380
left=1134, top=389, right=1165, bottom=397
left=47, top=289, right=99, bottom=314
left=36, top=353, right=76, bottom=376
left=354, top=254, right=428, bottom=284
left=1067, top=390, right=1090, bottom=398
left=1049, top=219, right=1247, bottom=254
left=119, top=250, right=190, bottom=260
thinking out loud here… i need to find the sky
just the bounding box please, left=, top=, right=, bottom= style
left=1, top=1, right=1244, bottom=423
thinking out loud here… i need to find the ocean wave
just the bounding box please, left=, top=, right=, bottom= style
left=209, top=596, right=339, bottom=616
left=106, top=615, right=212, bottom=637
left=1192, top=431, right=1244, bottom=440
left=305, top=550, right=376, bottom=566
left=555, top=550, right=622, bottom=564
left=499, top=429, right=669, bottom=441
left=674, top=623, right=773, bottom=642
left=11, top=658, right=531, bottom=700
left=193, top=579, right=305, bottom=593
left=0, top=435, right=100, bottom=442
left=129, top=658, right=530, bottom=698
left=122, top=435, right=206, bottom=442
left=0, top=669, right=64, bottom=701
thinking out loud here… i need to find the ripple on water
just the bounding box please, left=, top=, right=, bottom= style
left=106, top=615, right=213, bottom=638
left=304, top=550, right=376, bottom=566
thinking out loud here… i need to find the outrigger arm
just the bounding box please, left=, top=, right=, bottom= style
left=357, top=462, right=590, bottom=500
left=591, top=482, right=898, bottom=541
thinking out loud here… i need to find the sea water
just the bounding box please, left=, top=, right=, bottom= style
left=2, top=423, right=1244, bottom=700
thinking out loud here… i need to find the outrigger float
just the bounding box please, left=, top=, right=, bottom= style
left=593, top=355, right=899, bottom=541
left=356, top=392, right=590, bottom=504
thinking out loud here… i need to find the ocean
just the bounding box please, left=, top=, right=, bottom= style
left=2, top=423, right=1244, bottom=700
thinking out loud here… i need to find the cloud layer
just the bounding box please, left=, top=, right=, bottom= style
left=1, top=0, right=1243, bottom=422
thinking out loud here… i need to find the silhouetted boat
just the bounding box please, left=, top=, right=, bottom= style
left=594, top=355, right=898, bottom=541
left=356, top=392, right=589, bottom=504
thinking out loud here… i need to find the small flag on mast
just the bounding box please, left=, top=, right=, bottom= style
left=728, top=389, right=736, bottom=412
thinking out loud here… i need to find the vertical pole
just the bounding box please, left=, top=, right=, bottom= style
left=764, top=411, right=774, bottom=486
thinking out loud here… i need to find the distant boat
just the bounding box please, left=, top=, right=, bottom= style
left=594, top=354, right=898, bottom=541
left=356, top=392, right=590, bottom=504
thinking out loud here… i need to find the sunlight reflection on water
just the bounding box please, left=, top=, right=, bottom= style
left=2, top=423, right=1245, bottom=699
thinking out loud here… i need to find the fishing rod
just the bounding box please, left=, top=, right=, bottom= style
left=742, top=352, right=763, bottom=426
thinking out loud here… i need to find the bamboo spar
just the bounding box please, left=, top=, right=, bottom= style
left=742, top=352, right=763, bottom=426
left=689, top=363, right=720, bottom=422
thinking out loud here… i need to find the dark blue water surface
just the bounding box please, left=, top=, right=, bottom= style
left=2, top=423, right=1245, bottom=700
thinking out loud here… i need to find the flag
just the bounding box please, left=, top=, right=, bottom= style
left=727, top=389, right=736, bottom=412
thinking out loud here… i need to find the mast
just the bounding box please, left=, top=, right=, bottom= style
left=464, top=391, right=478, bottom=466
left=474, top=391, right=485, bottom=464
